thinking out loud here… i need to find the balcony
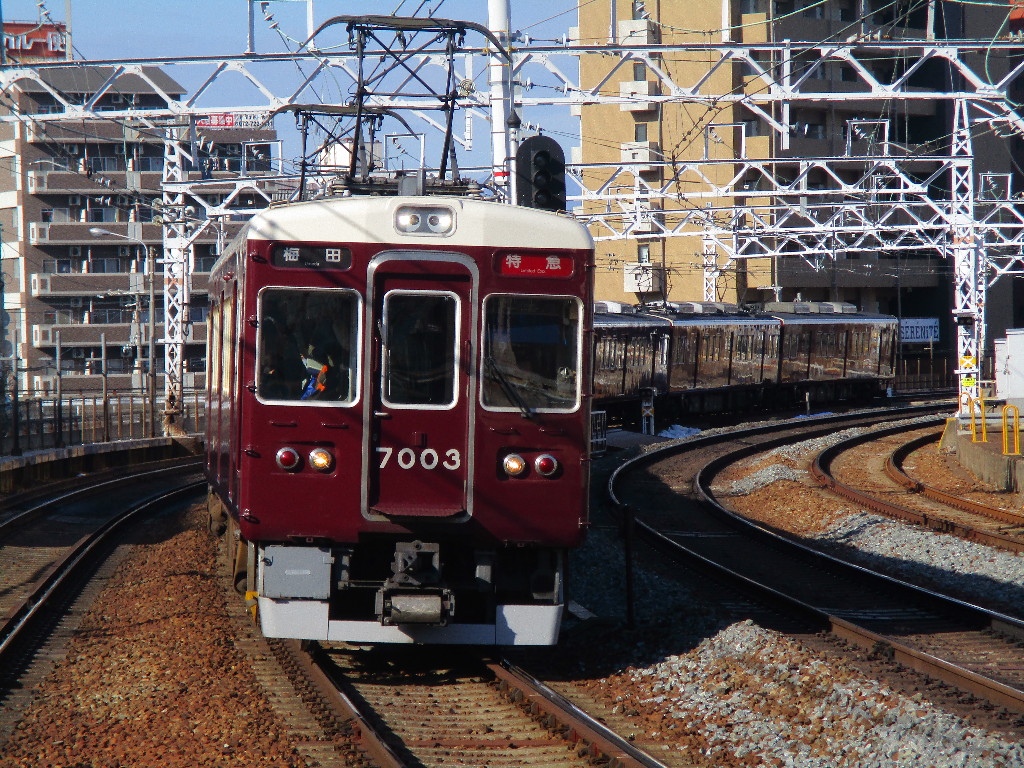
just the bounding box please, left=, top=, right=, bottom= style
left=617, top=19, right=659, bottom=45
left=31, top=271, right=141, bottom=298
left=25, top=119, right=162, bottom=143
left=32, top=221, right=164, bottom=244
left=619, top=80, right=659, bottom=112
left=32, top=320, right=165, bottom=347
left=28, top=169, right=161, bottom=194
left=620, top=141, right=662, bottom=173
left=624, top=263, right=665, bottom=293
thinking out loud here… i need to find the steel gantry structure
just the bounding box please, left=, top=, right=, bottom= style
left=2, top=8, right=1024, bottom=416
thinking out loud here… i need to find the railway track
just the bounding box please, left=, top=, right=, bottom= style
left=269, top=640, right=670, bottom=768
left=810, top=423, right=1024, bottom=552
left=0, top=461, right=205, bottom=693
left=610, top=404, right=1024, bottom=718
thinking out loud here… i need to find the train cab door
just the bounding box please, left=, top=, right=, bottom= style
left=362, top=252, right=478, bottom=519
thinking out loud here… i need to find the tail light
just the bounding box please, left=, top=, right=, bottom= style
left=534, top=454, right=559, bottom=477
left=276, top=447, right=301, bottom=471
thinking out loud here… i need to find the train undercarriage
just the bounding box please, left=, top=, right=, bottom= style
left=210, top=494, right=566, bottom=645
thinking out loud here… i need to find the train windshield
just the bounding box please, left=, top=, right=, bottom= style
left=481, top=294, right=581, bottom=413
left=256, top=287, right=359, bottom=404
left=382, top=291, right=459, bottom=407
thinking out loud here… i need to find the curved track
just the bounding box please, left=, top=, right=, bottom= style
left=0, top=461, right=204, bottom=690
left=609, top=405, right=1024, bottom=717
left=812, top=422, right=1024, bottom=552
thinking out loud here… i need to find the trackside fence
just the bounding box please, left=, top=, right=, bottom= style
left=0, top=390, right=206, bottom=457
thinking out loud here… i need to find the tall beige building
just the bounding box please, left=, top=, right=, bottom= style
left=577, top=0, right=1019, bottom=347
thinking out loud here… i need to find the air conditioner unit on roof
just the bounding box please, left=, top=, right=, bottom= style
left=595, top=300, right=636, bottom=314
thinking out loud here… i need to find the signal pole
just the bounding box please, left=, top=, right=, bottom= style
left=488, top=0, right=514, bottom=199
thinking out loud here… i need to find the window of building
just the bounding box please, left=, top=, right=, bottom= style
left=635, top=123, right=649, bottom=143
left=88, top=258, right=123, bottom=274
left=138, top=156, right=163, bottom=172
left=42, top=259, right=74, bottom=274
left=638, top=243, right=651, bottom=264
left=87, top=207, right=118, bottom=224
left=801, top=0, right=824, bottom=18
left=194, top=256, right=218, bottom=272
left=633, top=62, right=646, bottom=81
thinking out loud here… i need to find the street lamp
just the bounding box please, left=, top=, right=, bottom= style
left=89, top=227, right=158, bottom=437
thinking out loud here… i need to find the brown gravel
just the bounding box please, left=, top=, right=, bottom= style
left=0, top=504, right=315, bottom=768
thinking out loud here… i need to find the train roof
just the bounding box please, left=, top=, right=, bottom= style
left=593, top=311, right=674, bottom=328
left=594, top=301, right=897, bottom=329
left=765, top=312, right=897, bottom=325
left=594, top=308, right=777, bottom=328
left=241, top=195, right=594, bottom=251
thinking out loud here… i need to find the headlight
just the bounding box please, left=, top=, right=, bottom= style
left=395, top=205, right=455, bottom=236
left=502, top=453, right=527, bottom=477
left=308, top=448, right=334, bottom=472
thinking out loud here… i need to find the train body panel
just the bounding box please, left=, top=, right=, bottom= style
left=593, top=304, right=897, bottom=416
left=207, top=196, right=594, bottom=645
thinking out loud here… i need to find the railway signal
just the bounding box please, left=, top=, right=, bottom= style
left=516, top=135, right=566, bottom=212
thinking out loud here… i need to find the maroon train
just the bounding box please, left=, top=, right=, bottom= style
left=206, top=195, right=594, bottom=645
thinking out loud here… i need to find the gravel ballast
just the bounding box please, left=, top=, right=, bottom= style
left=553, top=425, right=1024, bottom=768
left=0, top=505, right=320, bottom=768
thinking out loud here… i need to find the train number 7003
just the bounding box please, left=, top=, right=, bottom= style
left=377, top=447, right=461, bottom=470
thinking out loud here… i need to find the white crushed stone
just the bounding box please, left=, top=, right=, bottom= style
left=573, top=414, right=1024, bottom=768
left=816, top=510, right=1024, bottom=612
left=728, top=464, right=807, bottom=495
left=630, top=621, right=1024, bottom=768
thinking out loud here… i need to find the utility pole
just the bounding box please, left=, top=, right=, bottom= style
left=0, top=0, right=6, bottom=66
left=488, top=0, right=514, bottom=199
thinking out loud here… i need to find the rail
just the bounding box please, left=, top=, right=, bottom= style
left=609, top=409, right=1024, bottom=716
left=0, top=479, right=204, bottom=661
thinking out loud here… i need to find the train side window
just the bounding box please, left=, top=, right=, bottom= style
left=383, top=291, right=458, bottom=408
left=481, top=294, right=582, bottom=413
left=256, top=287, right=360, bottom=405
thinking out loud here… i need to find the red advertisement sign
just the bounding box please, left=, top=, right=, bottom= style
left=197, top=112, right=271, bottom=130
left=3, top=22, right=67, bottom=60
left=497, top=252, right=574, bottom=278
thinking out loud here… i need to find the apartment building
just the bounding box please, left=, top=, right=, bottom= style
left=576, top=0, right=1021, bottom=346
left=0, top=58, right=278, bottom=396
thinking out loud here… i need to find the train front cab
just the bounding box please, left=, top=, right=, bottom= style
left=208, top=197, right=593, bottom=646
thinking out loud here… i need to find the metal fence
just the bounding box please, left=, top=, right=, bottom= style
left=0, top=390, right=206, bottom=457
left=892, top=356, right=958, bottom=393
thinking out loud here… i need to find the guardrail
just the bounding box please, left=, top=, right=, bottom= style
left=0, top=390, right=206, bottom=457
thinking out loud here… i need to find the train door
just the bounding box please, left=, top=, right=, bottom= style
left=363, top=252, right=477, bottom=519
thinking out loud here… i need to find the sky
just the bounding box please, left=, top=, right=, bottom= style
left=0, top=1, right=582, bottom=58
left=0, top=0, right=584, bottom=172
